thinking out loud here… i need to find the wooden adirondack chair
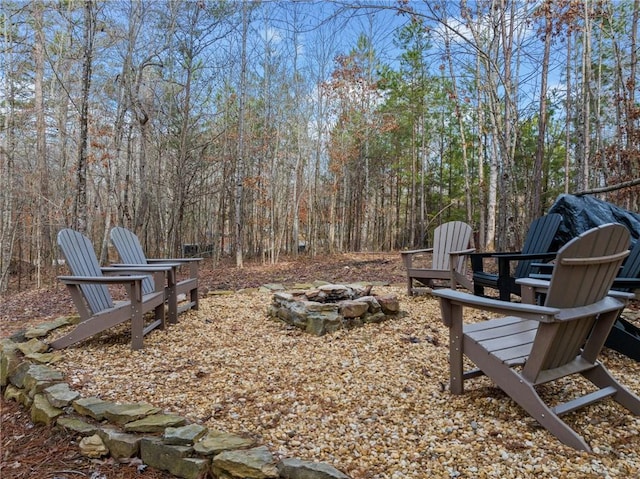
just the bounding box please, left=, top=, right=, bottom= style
left=432, top=223, right=640, bottom=451
left=400, top=221, right=474, bottom=296
left=110, top=227, right=200, bottom=323
left=470, top=213, right=562, bottom=301
left=52, top=229, right=168, bottom=350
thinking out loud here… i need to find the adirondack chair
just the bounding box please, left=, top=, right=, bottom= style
left=432, top=223, right=640, bottom=451
left=400, top=221, right=474, bottom=296
left=110, top=227, right=200, bottom=323
left=52, top=229, right=168, bottom=350
left=470, top=213, right=562, bottom=301
left=523, top=239, right=640, bottom=361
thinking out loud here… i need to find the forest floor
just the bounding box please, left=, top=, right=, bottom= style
left=0, top=252, right=407, bottom=479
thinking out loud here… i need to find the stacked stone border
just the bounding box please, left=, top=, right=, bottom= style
left=1, top=299, right=354, bottom=479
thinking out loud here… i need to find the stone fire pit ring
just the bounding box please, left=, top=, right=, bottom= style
left=268, top=283, right=402, bottom=336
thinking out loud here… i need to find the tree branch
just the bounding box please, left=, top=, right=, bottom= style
left=576, top=178, right=640, bottom=195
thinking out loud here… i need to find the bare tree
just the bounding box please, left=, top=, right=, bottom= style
left=72, top=0, right=96, bottom=233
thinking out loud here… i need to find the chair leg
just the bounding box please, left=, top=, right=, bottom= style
left=407, top=276, right=414, bottom=296
left=583, top=364, right=640, bottom=415
left=448, top=304, right=464, bottom=395
left=190, top=286, right=199, bottom=310
left=470, top=351, right=592, bottom=450
left=504, top=373, right=591, bottom=451
left=130, top=299, right=144, bottom=351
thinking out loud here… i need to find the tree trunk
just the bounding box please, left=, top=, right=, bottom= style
left=235, top=1, right=249, bottom=268
left=532, top=0, right=552, bottom=218
left=73, top=0, right=95, bottom=233
left=33, top=0, right=51, bottom=286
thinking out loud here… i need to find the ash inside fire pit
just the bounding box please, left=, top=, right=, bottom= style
left=268, top=284, right=402, bottom=336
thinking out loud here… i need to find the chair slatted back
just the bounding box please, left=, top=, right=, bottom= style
left=616, top=240, right=640, bottom=290
left=523, top=224, right=630, bottom=380
left=513, top=214, right=563, bottom=279
left=58, top=229, right=114, bottom=313
left=110, top=227, right=155, bottom=295
left=432, top=221, right=472, bottom=273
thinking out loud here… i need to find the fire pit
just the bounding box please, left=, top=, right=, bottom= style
left=268, top=284, right=402, bottom=336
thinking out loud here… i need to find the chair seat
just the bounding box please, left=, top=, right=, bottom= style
left=465, top=317, right=538, bottom=366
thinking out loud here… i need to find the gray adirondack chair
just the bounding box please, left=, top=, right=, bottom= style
left=401, top=221, right=474, bottom=296
left=52, top=229, right=167, bottom=350
left=432, top=223, right=640, bottom=451
left=110, top=227, right=200, bottom=323
left=470, top=213, right=562, bottom=301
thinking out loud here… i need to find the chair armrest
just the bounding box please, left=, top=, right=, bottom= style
left=517, top=277, right=551, bottom=287
left=611, top=278, right=640, bottom=290
left=607, top=290, right=636, bottom=301
left=58, top=275, right=148, bottom=284
left=450, top=248, right=475, bottom=256
left=469, top=251, right=518, bottom=272
left=531, top=262, right=554, bottom=273
left=107, top=264, right=181, bottom=271
left=146, top=258, right=202, bottom=263
left=554, top=296, right=627, bottom=322
left=400, top=248, right=434, bottom=256
left=528, top=274, right=552, bottom=281
left=434, top=288, right=626, bottom=326
left=401, top=248, right=434, bottom=268
left=432, top=288, right=560, bottom=325
left=469, top=251, right=502, bottom=260
left=492, top=252, right=556, bottom=261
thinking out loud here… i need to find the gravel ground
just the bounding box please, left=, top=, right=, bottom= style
left=49, top=286, right=640, bottom=479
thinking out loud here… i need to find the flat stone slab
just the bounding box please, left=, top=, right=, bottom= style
left=164, top=424, right=208, bottom=446
left=73, top=397, right=117, bottom=420
left=193, top=430, right=256, bottom=456
left=212, top=446, right=278, bottom=479
left=57, top=417, right=98, bottom=436
left=102, top=403, right=162, bottom=425
left=98, top=427, right=141, bottom=459
left=124, top=413, right=187, bottom=433
left=278, top=458, right=351, bottom=479
left=24, top=351, right=64, bottom=364
left=16, top=338, right=49, bottom=356
left=25, top=317, right=74, bottom=339
left=44, top=382, right=80, bottom=407
left=22, top=364, right=64, bottom=393
left=141, top=437, right=209, bottom=479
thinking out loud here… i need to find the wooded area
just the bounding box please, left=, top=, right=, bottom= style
left=1, top=0, right=639, bottom=292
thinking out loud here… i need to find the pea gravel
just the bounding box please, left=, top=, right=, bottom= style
left=52, top=286, right=640, bottom=479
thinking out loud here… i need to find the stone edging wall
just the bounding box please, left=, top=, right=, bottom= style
left=1, top=315, right=352, bottom=479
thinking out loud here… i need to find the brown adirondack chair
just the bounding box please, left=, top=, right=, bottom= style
left=110, top=227, right=200, bottom=323
left=400, top=221, right=474, bottom=296
left=52, top=229, right=168, bottom=350
left=470, top=213, right=562, bottom=301
left=432, top=223, right=640, bottom=451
